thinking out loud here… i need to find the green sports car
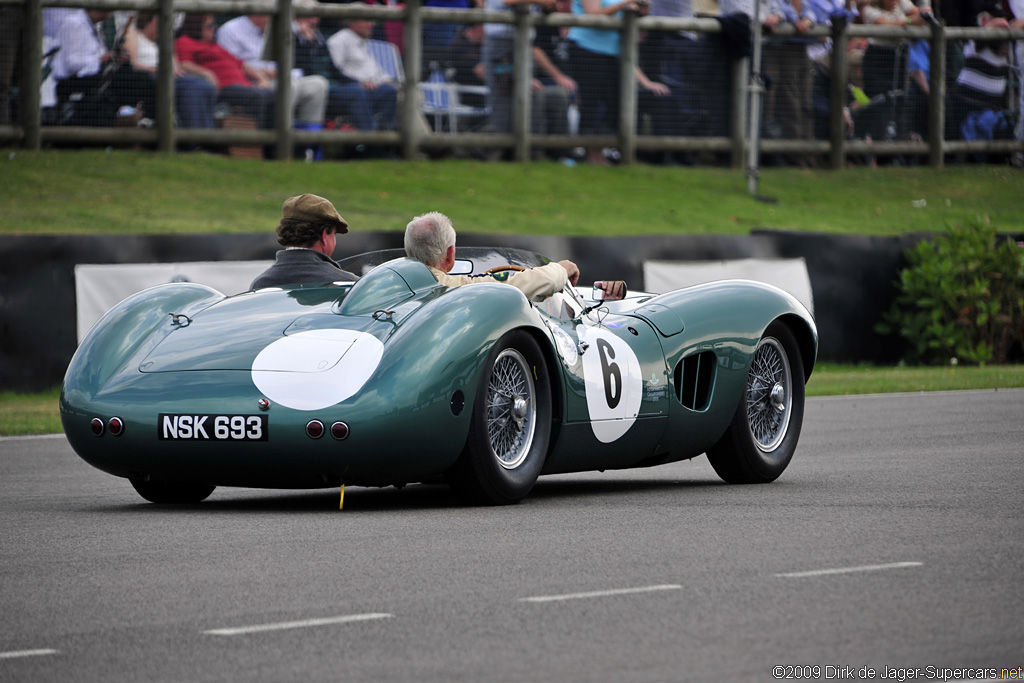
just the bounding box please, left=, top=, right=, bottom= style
left=60, top=247, right=817, bottom=505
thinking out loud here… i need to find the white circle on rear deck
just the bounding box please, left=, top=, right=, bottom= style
left=578, top=326, right=642, bottom=443
left=251, top=329, right=383, bottom=411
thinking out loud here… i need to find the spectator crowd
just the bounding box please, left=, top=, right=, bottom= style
left=2, top=0, right=1020, bottom=164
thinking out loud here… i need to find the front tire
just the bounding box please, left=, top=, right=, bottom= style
left=447, top=330, right=552, bottom=505
left=706, top=322, right=805, bottom=484
left=130, top=478, right=216, bottom=504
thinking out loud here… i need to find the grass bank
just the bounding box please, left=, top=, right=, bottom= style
left=3, top=150, right=1023, bottom=236
left=5, top=365, right=1023, bottom=436
left=2, top=150, right=1023, bottom=436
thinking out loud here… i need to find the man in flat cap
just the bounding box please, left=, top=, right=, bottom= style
left=250, top=194, right=361, bottom=290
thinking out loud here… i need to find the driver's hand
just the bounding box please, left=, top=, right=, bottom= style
left=595, top=280, right=627, bottom=300
left=558, top=260, right=580, bottom=286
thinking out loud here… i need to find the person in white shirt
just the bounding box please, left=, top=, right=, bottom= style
left=216, top=14, right=328, bottom=127
left=45, top=8, right=155, bottom=126
left=325, top=16, right=399, bottom=130
left=404, top=211, right=579, bottom=300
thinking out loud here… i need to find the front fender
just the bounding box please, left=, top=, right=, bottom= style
left=643, top=280, right=817, bottom=378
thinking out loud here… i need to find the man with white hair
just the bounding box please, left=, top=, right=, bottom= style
left=404, top=212, right=579, bottom=300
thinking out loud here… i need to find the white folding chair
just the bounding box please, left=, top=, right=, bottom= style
left=418, top=69, right=489, bottom=134
left=367, top=39, right=404, bottom=84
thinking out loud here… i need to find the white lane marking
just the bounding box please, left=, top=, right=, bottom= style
left=0, top=649, right=59, bottom=660
left=776, top=562, right=923, bottom=578
left=0, top=433, right=66, bottom=442
left=204, top=613, right=392, bottom=636
left=520, top=584, right=682, bottom=603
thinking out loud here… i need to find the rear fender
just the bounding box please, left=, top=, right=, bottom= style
left=62, top=284, right=224, bottom=407
left=358, top=283, right=548, bottom=466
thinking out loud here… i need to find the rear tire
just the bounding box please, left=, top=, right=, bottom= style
left=707, top=322, right=805, bottom=484
left=130, top=478, right=216, bottom=504
left=447, top=331, right=552, bottom=505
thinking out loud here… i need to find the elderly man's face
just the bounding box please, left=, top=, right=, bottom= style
left=249, top=14, right=269, bottom=31
left=349, top=19, right=375, bottom=39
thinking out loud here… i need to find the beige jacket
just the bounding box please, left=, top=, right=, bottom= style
left=428, top=262, right=569, bottom=301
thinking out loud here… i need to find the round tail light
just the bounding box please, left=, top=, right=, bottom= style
left=90, top=418, right=105, bottom=437
left=306, top=420, right=325, bottom=439
left=330, top=422, right=350, bottom=440
left=108, top=417, right=124, bottom=436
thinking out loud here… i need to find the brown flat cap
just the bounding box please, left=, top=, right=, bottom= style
left=282, top=194, right=349, bottom=233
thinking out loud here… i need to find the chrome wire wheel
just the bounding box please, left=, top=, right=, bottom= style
left=746, top=337, right=793, bottom=453
left=486, top=348, right=537, bottom=470
left=448, top=330, right=552, bottom=505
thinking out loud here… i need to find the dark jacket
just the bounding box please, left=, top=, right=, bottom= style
left=250, top=249, right=360, bottom=290
left=293, top=28, right=354, bottom=84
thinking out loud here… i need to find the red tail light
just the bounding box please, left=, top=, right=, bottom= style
left=306, top=420, right=325, bottom=439
left=330, top=422, right=350, bottom=440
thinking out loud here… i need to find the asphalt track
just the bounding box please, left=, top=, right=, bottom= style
left=1, top=390, right=1022, bottom=683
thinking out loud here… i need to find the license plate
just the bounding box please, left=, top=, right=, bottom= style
left=158, top=414, right=268, bottom=441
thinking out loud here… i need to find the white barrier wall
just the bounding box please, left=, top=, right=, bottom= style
left=76, top=257, right=814, bottom=345
left=75, top=261, right=272, bottom=343
left=643, top=258, right=814, bottom=316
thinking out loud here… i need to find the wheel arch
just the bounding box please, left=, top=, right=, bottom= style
left=516, top=323, right=563, bottom=426
left=62, top=283, right=225, bottom=411
left=773, top=313, right=818, bottom=381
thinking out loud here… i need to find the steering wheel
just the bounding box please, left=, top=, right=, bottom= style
left=484, top=265, right=526, bottom=275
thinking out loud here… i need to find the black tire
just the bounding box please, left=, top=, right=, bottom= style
left=129, top=478, right=216, bottom=504
left=706, top=322, right=806, bottom=484
left=446, top=330, right=552, bottom=505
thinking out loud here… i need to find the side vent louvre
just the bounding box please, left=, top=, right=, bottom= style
left=674, top=351, right=716, bottom=411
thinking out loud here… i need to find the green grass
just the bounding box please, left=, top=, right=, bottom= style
left=806, top=363, right=1024, bottom=396
left=2, top=150, right=1023, bottom=235
left=0, top=388, right=61, bottom=436
left=2, top=150, right=1023, bottom=436
left=5, top=365, right=1023, bottom=436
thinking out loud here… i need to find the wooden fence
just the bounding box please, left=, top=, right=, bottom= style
left=0, top=0, right=1021, bottom=167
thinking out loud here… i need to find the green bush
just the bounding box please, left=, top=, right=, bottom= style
left=877, top=223, right=1024, bottom=366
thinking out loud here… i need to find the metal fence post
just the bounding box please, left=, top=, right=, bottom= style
left=730, top=57, right=747, bottom=169
left=927, top=16, right=946, bottom=168
left=828, top=13, right=848, bottom=170
left=23, top=0, right=42, bottom=151
left=512, top=4, right=531, bottom=162
left=618, top=8, right=639, bottom=165
left=156, top=0, right=175, bottom=153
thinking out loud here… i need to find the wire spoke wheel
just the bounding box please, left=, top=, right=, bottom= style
left=746, top=337, right=793, bottom=453
left=706, top=322, right=806, bottom=484
left=447, top=331, right=551, bottom=505
left=485, top=349, right=537, bottom=470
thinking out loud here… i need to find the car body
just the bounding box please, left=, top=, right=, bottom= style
left=61, top=247, right=817, bottom=505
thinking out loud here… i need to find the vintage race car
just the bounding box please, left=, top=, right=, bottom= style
left=61, top=247, right=817, bottom=505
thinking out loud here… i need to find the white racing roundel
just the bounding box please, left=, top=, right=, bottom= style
left=578, top=325, right=643, bottom=443
left=251, top=329, right=383, bottom=411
